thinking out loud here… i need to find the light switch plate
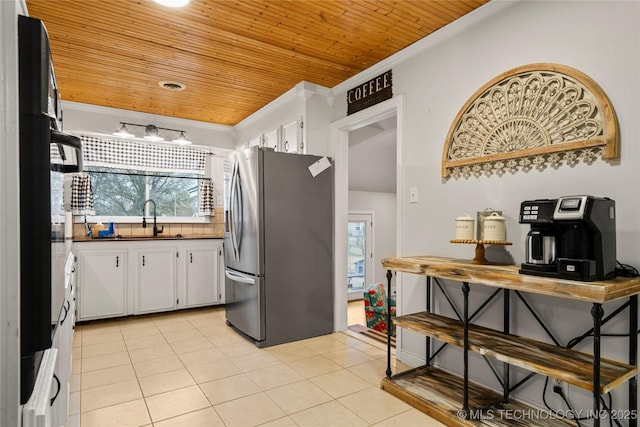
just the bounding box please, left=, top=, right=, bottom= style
left=410, top=186, right=419, bottom=203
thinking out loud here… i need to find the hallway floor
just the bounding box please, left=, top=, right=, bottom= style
left=67, top=306, right=445, bottom=426
left=347, top=299, right=367, bottom=327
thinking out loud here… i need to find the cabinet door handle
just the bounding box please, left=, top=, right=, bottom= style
left=50, top=374, right=61, bottom=407
left=142, top=255, right=145, bottom=267
left=60, top=300, right=69, bottom=325
left=116, top=256, right=119, bottom=267
left=190, top=253, right=193, bottom=263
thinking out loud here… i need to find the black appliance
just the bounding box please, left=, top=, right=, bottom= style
left=18, top=15, right=82, bottom=404
left=519, top=196, right=616, bottom=281
left=520, top=199, right=558, bottom=275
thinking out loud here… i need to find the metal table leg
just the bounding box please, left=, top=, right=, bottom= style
left=426, top=276, right=431, bottom=366
left=386, top=269, right=393, bottom=379
left=503, top=289, right=510, bottom=401
left=630, top=295, right=638, bottom=427
left=462, top=281, right=470, bottom=416
left=592, top=303, right=603, bottom=427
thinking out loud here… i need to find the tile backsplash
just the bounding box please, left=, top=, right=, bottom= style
left=73, top=208, right=224, bottom=239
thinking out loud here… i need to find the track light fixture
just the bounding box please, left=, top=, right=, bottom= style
left=144, top=125, right=163, bottom=141
left=172, top=131, right=192, bottom=145
left=113, top=123, right=134, bottom=138
left=112, top=122, right=192, bottom=145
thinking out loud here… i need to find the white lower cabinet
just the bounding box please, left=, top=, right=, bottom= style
left=135, top=248, right=176, bottom=314
left=24, top=252, right=76, bottom=427
left=74, top=239, right=224, bottom=321
left=78, top=248, right=126, bottom=320
left=22, top=349, right=57, bottom=427
left=183, top=241, right=223, bottom=308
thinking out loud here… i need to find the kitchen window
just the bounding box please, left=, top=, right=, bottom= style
left=76, top=135, right=215, bottom=223
left=89, top=167, right=200, bottom=218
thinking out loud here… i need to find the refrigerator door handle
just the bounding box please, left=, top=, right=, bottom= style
left=234, top=164, right=243, bottom=255
left=229, top=160, right=240, bottom=262
left=225, top=269, right=256, bottom=285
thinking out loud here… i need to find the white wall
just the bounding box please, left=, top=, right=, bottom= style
left=349, top=191, right=396, bottom=286
left=333, top=0, right=640, bottom=413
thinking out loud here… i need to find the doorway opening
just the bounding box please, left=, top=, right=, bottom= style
left=332, top=95, right=404, bottom=336
left=347, top=212, right=373, bottom=302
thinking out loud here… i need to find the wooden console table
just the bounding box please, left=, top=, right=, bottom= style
left=381, top=256, right=640, bottom=427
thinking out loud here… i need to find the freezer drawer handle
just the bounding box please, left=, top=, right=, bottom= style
left=225, top=270, right=256, bottom=285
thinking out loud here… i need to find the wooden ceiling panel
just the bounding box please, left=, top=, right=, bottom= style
left=25, top=0, right=487, bottom=126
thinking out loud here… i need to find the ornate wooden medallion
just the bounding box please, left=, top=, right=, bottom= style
left=442, top=63, right=619, bottom=178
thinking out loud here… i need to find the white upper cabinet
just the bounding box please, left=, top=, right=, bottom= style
left=264, top=128, right=280, bottom=151
left=247, top=135, right=262, bottom=148
left=281, top=119, right=301, bottom=153
left=244, top=120, right=300, bottom=153
left=234, top=81, right=332, bottom=156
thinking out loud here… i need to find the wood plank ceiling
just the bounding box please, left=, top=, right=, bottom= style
left=25, top=0, right=488, bottom=126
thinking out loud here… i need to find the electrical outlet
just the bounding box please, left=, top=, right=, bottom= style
left=553, top=379, right=569, bottom=400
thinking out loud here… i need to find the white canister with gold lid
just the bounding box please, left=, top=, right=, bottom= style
left=454, top=214, right=475, bottom=240
left=483, top=212, right=506, bottom=241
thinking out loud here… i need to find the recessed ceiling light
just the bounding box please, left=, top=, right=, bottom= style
left=159, top=81, right=186, bottom=91
left=152, top=0, right=190, bottom=7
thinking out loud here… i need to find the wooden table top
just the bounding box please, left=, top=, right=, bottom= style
left=382, top=256, right=640, bottom=303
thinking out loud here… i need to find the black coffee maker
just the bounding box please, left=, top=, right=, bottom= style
left=519, top=196, right=617, bottom=281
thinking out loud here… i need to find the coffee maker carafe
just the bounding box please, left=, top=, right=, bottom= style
left=520, top=199, right=558, bottom=275
left=519, top=196, right=617, bottom=281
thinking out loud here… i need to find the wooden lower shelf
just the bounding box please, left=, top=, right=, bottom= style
left=394, top=312, right=637, bottom=394
left=381, top=366, right=574, bottom=426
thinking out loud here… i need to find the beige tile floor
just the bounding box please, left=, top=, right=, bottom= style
left=66, top=304, right=445, bottom=427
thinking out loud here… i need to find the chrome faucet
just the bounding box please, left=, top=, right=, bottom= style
left=142, top=199, right=163, bottom=237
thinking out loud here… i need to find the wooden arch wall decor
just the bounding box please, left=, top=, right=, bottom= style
left=441, top=63, right=619, bottom=178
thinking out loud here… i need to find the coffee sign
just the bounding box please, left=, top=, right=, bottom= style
left=347, top=70, right=392, bottom=115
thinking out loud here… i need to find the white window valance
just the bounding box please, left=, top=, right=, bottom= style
left=80, top=136, right=207, bottom=175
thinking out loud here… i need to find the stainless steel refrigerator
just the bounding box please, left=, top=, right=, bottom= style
left=224, top=146, right=334, bottom=347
